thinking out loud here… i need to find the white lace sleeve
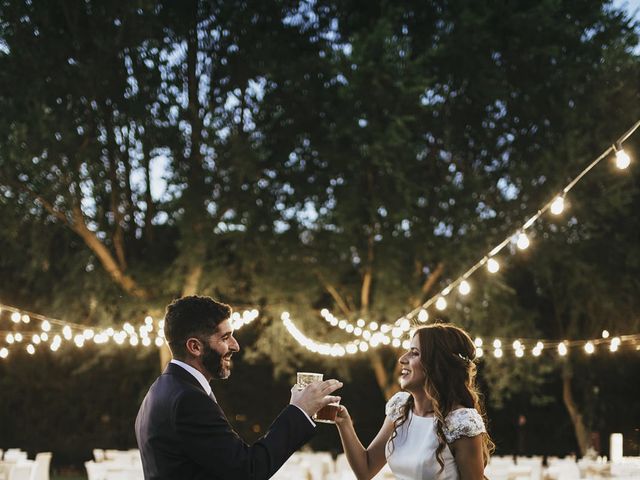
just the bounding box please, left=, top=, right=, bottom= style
left=444, top=408, right=486, bottom=443
left=385, top=391, right=410, bottom=421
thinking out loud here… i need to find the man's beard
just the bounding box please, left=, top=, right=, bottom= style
left=202, top=343, right=232, bottom=380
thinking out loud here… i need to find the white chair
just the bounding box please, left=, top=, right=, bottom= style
left=30, top=453, right=51, bottom=480
left=93, top=449, right=105, bottom=462
left=85, top=461, right=106, bottom=480
left=4, top=452, right=27, bottom=463
left=8, top=463, right=33, bottom=480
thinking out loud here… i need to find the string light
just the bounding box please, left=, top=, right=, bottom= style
left=487, top=258, right=500, bottom=273
left=584, top=341, right=595, bottom=354
left=459, top=280, right=471, bottom=296
left=516, top=232, right=530, bottom=250
left=615, top=147, right=631, bottom=169
left=435, top=297, right=447, bottom=311
left=558, top=342, right=568, bottom=356
left=314, top=122, right=639, bottom=335
left=0, top=302, right=259, bottom=357
left=550, top=196, right=565, bottom=215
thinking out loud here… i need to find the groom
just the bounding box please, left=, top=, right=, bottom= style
left=135, top=295, right=342, bottom=480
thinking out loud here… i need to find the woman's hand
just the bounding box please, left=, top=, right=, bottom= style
left=334, top=404, right=353, bottom=427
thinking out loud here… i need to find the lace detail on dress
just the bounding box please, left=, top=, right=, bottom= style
left=385, top=391, right=411, bottom=421
left=443, top=408, right=486, bottom=443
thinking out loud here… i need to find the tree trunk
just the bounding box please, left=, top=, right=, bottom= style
left=562, top=364, right=591, bottom=456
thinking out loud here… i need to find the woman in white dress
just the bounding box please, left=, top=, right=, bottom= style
left=335, top=323, right=494, bottom=480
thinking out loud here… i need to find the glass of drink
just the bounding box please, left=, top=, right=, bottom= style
left=296, top=371, right=341, bottom=424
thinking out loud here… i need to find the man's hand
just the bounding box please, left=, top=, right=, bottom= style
left=290, top=379, right=343, bottom=418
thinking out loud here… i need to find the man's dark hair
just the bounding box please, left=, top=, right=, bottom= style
left=164, top=296, right=232, bottom=359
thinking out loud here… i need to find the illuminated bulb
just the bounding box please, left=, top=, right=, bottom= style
left=142, top=337, right=151, bottom=347
left=380, top=324, right=391, bottom=333
left=11, top=312, right=21, bottom=322
left=155, top=337, right=164, bottom=347
left=493, top=339, right=502, bottom=349
left=610, top=337, right=621, bottom=352
left=550, top=196, right=565, bottom=215
left=158, top=320, right=165, bottom=329
left=145, top=315, right=153, bottom=325
left=532, top=347, right=542, bottom=357
left=362, top=330, right=372, bottom=340
left=63, top=326, right=72, bottom=340
left=346, top=344, right=358, bottom=354
left=83, top=329, right=95, bottom=340
left=6, top=333, right=14, bottom=344
left=0, top=348, right=8, bottom=358
left=535, top=341, right=544, bottom=351
left=459, top=280, right=471, bottom=296
left=382, top=336, right=391, bottom=345
left=357, top=319, right=366, bottom=327
left=584, top=342, right=595, bottom=354
left=392, top=338, right=401, bottom=348
left=32, top=334, right=41, bottom=345
left=602, top=330, right=610, bottom=339
left=475, top=347, right=484, bottom=358
left=494, top=348, right=503, bottom=358
left=369, top=322, right=379, bottom=331
left=512, top=340, right=522, bottom=350
left=515, top=349, right=524, bottom=358
left=558, top=342, right=568, bottom=356
left=281, top=312, right=290, bottom=321
left=516, top=232, right=530, bottom=250
left=338, top=320, right=347, bottom=329
left=27, top=344, right=35, bottom=354
left=359, top=342, right=369, bottom=352
left=418, top=310, right=429, bottom=323
left=41, top=320, right=51, bottom=332
left=354, top=327, right=362, bottom=336
left=22, top=314, right=30, bottom=323
left=435, top=297, right=447, bottom=311
left=320, top=308, right=329, bottom=317
left=130, top=336, right=139, bottom=346
left=487, top=258, right=500, bottom=273
left=14, top=333, right=23, bottom=342
left=400, top=319, right=411, bottom=331
left=402, top=340, right=411, bottom=349
left=615, top=148, right=631, bottom=169
left=345, top=324, right=354, bottom=333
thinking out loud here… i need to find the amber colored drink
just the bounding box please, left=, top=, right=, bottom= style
left=315, top=403, right=340, bottom=423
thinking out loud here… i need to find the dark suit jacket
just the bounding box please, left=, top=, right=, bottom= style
left=135, top=362, right=315, bottom=480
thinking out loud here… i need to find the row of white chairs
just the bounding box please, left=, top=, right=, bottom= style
left=0, top=450, right=51, bottom=480
left=83, top=449, right=640, bottom=480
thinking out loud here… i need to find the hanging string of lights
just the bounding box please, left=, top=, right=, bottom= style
left=316, top=120, right=640, bottom=333
left=282, top=312, right=640, bottom=358
left=0, top=302, right=259, bottom=359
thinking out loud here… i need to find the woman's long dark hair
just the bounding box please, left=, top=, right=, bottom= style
left=388, top=323, right=495, bottom=472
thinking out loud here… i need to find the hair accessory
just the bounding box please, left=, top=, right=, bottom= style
left=457, top=352, right=471, bottom=363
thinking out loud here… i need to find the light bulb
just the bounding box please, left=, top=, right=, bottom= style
left=436, top=297, right=447, bottom=311
left=615, top=148, right=631, bottom=169
left=584, top=342, right=595, bottom=354
left=487, top=258, right=500, bottom=273
left=493, top=339, right=502, bottom=348
left=550, top=196, right=565, bottom=215
left=41, top=320, right=51, bottom=332
left=474, top=337, right=483, bottom=347
left=515, top=348, right=524, bottom=358
left=27, top=344, right=35, bottom=355
left=475, top=347, right=484, bottom=358
left=516, top=232, right=530, bottom=250
left=493, top=348, right=503, bottom=358
left=11, top=312, right=21, bottom=322
left=418, top=309, right=429, bottom=322
left=601, top=330, right=610, bottom=339
left=558, top=342, right=568, bottom=356
left=0, top=348, right=8, bottom=358
left=459, top=280, right=471, bottom=296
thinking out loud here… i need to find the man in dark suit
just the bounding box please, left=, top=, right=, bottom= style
left=135, top=295, right=342, bottom=480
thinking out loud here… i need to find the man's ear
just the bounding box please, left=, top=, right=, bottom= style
left=185, top=337, right=203, bottom=357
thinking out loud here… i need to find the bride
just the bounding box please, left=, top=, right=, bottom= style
left=335, top=323, right=494, bottom=480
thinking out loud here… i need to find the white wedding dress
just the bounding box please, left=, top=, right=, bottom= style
left=385, top=392, right=486, bottom=480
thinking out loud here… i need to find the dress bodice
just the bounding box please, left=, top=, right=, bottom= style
left=385, top=392, right=486, bottom=480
